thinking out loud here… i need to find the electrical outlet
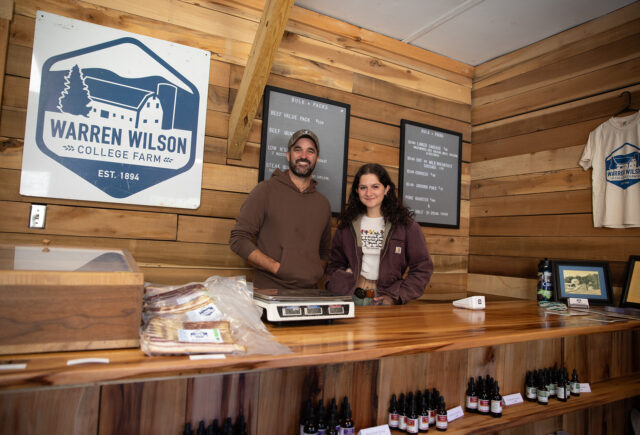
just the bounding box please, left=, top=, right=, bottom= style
left=29, top=204, right=47, bottom=229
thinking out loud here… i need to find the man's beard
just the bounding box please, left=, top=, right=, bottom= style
left=289, top=157, right=316, bottom=177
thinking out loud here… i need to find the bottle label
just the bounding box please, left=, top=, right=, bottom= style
left=478, top=399, right=490, bottom=413
left=318, top=430, right=325, bottom=435
left=429, top=409, right=436, bottom=424
left=557, top=386, right=566, bottom=399
left=465, top=395, right=478, bottom=409
left=571, top=382, right=580, bottom=394
left=435, top=414, right=448, bottom=430
left=388, top=413, right=399, bottom=428
left=419, top=415, right=429, bottom=431
left=537, top=270, right=553, bottom=301
left=549, top=383, right=556, bottom=396
left=340, top=428, right=355, bottom=435
left=526, top=386, right=537, bottom=399
left=406, top=417, right=419, bottom=433
left=490, top=400, right=502, bottom=414
left=399, top=415, right=407, bottom=430
left=537, top=390, right=549, bottom=403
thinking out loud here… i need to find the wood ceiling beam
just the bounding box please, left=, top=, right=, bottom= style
left=227, top=0, right=294, bottom=160
left=0, top=0, right=13, bottom=20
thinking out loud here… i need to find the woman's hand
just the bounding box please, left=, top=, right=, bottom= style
left=373, top=295, right=394, bottom=305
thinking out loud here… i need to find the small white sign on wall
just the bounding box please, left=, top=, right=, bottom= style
left=21, top=11, right=210, bottom=208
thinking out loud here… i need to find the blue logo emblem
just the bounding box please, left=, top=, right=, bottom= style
left=35, top=37, right=200, bottom=198
left=605, top=143, right=640, bottom=189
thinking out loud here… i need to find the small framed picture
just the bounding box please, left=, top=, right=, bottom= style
left=621, top=255, right=640, bottom=308
left=552, top=260, right=612, bottom=305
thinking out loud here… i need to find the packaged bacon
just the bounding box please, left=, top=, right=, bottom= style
left=141, top=276, right=291, bottom=356
left=141, top=318, right=245, bottom=355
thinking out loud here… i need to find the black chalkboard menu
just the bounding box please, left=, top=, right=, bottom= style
left=259, top=86, right=350, bottom=215
left=399, top=119, right=462, bottom=228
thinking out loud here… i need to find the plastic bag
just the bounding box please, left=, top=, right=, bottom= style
left=142, top=282, right=223, bottom=325
left=140, top=276, right=290, bottom=356
left=203, top=276, right=291, bottom=355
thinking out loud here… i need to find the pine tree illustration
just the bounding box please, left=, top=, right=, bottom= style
left=57, top=64, right=91, bottom=116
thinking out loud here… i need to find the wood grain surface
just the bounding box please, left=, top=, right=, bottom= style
left=0, top=386, right=100, bottom=435
left=1, top=0, right=471, bottom=304
left=0, top=284, right=142, bottom=354
left=470, top=3, right=639, bottom=303
left=99, top=379, right=187, bottom=435
left=0, top=300, right=638, bottom=391
left=441, top=377, right=640, bottom=434
left=186, top=372, right=259, bottom=432
left=0, top=300, right=638, bottom=434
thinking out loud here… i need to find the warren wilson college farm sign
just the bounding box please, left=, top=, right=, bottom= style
left=20, top=12, right=210, bottom=208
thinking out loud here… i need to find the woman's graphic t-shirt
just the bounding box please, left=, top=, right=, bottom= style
left=360, top=215, right=385, bottom=280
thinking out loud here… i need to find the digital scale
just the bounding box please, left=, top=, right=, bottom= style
left=253, top=288, right=355, bottom=322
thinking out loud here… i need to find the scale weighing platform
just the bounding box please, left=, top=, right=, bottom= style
left=253, top=288, right=354, bottom=322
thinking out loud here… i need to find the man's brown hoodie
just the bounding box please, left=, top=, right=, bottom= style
left=229, top=169, right=332, bottom=289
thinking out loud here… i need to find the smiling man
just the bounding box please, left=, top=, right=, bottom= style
left=229, top=129, right=332, bottom=290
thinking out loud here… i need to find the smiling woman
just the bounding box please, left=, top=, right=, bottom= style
left=357, top=173, right=390, bottom=216
left=325, top=163, right=434, bottom=306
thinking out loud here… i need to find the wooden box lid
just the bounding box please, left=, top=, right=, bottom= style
left=0, top=243, right=143, bottom=286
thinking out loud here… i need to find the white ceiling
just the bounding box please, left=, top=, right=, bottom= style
left=295, top=0, right=636, bottom=66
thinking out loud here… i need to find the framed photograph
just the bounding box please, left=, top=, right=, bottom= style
left=399, top=119, right=461, bottom=228
left=621, top=255, right=640, bottom=308
left=552, top=260, right=612, bottom=305
left=260, top=85, right=350, bottom=215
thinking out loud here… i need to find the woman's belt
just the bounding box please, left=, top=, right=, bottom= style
left=355, top=276, right=377, bottom=299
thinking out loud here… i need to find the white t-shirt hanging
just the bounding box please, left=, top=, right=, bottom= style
left=579, top=111, right=640, bottom=228
left=359, top=215, right=385, bottom=280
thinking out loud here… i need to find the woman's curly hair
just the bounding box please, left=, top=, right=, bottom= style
left=337, top=163, right=414, bottom=229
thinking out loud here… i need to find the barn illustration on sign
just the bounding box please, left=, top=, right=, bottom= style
left=35, top=37, right=201, bottom=198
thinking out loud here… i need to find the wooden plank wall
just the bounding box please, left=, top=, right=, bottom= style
left=468, top=2, right=640, bottom=302
left=0, top=0, right=472, bottom=301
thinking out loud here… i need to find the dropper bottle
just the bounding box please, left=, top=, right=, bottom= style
left=435, top=397, right=448, bottom=431
left=465, top=377, right=478, bottom=413
left=340, top=402, right=355, bottom=435
left=388, top=394, right=400, bottom=428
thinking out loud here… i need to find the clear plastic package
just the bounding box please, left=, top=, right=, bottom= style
left=140, top=276, right=290, bottom=356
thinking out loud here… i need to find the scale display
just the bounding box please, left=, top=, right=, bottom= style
left=253, top=288, right=354, bottom=322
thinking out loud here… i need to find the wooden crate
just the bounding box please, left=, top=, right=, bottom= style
left=0, top=243, right=143, bottom=354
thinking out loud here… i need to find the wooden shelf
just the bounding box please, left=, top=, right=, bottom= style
left=441, top=375, right=640, bottom=434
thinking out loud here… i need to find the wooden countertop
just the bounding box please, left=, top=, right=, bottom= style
left=1, top=300, right=638, bottom=392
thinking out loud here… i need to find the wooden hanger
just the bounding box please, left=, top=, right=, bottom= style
left=614, top=91, right=637, bottom=117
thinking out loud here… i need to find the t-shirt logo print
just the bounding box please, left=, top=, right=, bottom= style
left=361, top=229, right=384, bottom=249
left=605, top=143, right=640, bottom=189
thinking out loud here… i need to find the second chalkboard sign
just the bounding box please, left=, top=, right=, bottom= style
left=259, top=86, right=350, bottom=215
left=399, top=119, right=462, bottom=228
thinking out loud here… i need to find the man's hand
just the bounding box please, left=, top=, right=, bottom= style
left=247, top=249, right=280, bottom=275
